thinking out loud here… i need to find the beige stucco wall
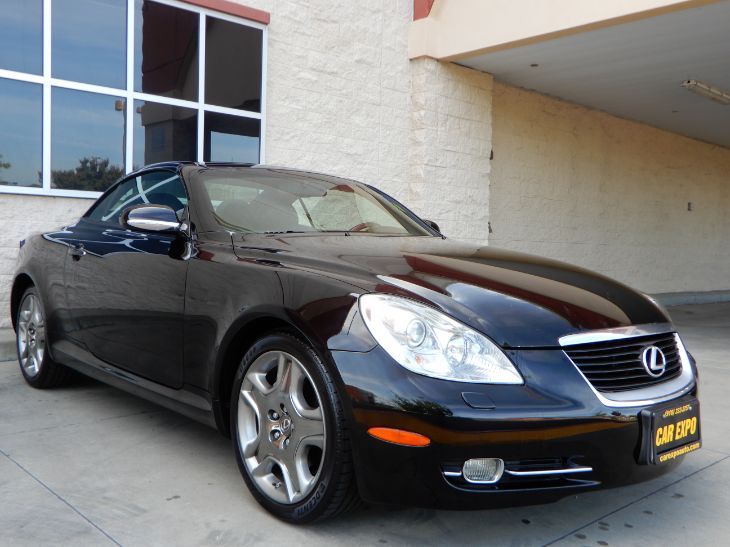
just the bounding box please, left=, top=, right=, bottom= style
left=408, top=58, right=493, bottom=239
left=489, top=81, right=730, bottom=294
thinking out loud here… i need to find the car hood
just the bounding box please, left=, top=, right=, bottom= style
left=232, top=234, right=669, bottom=348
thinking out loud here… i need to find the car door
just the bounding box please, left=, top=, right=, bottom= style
left=63, top=169, right=189, bottom=388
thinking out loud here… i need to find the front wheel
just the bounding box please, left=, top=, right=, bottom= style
left=16, top=286, right=72, bottom=389
left=230, top=332, right=359, bottom=523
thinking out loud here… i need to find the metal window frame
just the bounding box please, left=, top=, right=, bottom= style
left=0, top=0, right=267, bottom=199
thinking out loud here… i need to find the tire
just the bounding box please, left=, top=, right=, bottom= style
left=15, top=286, right=72, bottom=389
left=230, top=331, right=360, bottom=523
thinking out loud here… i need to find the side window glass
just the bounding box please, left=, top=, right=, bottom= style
left=138, top=171, right=188, bottom=217
left=87, top=177, right=140, bottom=225
left=87, top=171, right=187, bottom=225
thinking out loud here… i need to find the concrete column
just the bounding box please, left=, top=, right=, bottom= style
left=408, top=57, right=493, bottom=243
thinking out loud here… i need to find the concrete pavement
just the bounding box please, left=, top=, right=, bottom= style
left=0, top=328, right=14, bottom=362
left=0, top=303, right=728, bottom=546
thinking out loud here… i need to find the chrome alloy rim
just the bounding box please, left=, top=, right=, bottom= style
left=17, top=294, right=45, bottom=377
left=237, top=351, right=326, bottom=505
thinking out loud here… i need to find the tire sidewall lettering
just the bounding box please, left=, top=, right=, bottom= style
left=294, top=480, right=327, bottom=518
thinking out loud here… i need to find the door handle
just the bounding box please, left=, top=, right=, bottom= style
left=70, top=244, right=86, bottom=260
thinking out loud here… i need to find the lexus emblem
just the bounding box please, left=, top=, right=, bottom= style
left=641, top=346, right=667, bottom=377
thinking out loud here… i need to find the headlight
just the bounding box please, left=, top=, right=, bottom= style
left=359, top=294, right=523, bottom=384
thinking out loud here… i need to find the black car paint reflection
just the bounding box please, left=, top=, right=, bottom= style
left=44, top=218, right=188, bottom=387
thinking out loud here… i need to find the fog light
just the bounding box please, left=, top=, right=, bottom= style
left=462, top=458, right=504, bottom=484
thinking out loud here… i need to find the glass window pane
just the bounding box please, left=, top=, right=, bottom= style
left=51, top=88, right=126, bottom=191
left=204, top=113, right=259, bottom=163
left=87, top=171, right=186, bottom=224
left=198, top=171, right=428, bottom=235
left=0, top=79, right=42, bottom=188
left=135, top=0, right=199, bottom=101
left=0, top=0, right=42, bottom=74
left=205, top=17, right=262, bottom=112
left=53, top=0, right=126, bottom=88
left=133, top=101, right=196, bottom=169
left=296, top=192, right=414, bottom=234
left=86, top=176, right=139, bottom=223
left=138, top=171, right=187, bottom=215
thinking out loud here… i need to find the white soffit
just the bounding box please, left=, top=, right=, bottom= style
left=456, top=1, right=730, bottom=147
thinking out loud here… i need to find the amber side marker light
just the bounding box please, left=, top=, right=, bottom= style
left=368, top=427, right=431, bottom=447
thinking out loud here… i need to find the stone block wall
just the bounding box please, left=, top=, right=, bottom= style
left=489, top=81, right=730, bottom=294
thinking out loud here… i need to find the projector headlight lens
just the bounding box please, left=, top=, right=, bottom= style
left=359, top=294, right=523, bottom=384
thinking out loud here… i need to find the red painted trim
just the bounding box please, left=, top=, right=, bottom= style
left=413, top=0, right=435, bottom=20
left=181, top=0, right=270, bottom=24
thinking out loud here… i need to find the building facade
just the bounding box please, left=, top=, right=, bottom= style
left=1, top=0, right=729, bottom=328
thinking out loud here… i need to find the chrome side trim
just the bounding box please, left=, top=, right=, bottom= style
left=504, top=466, right=593, bottom=477
left=127, top=217, right=181, bottom=232
left=442, top=465, right=594, bottom=479
left=463, top=476, right=501, bottom=485
left=124, top=205, right=182, bottom=233
left=563, top=332, right=696, bottom=408
left=558, top=323, right=674, bottom=347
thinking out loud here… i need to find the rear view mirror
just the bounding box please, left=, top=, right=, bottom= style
left=123, top=205, right=182, bottom=233
left=424, top=219, right=441, bottom=234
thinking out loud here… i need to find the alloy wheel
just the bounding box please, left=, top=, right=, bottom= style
left=17, top=293, right=46, bottom=377
left=237, top=350, right=326, bottom=504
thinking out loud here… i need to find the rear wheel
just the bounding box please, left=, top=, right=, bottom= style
left=16, top=287, right=72, bottom=388
left=230, top=332, right=359, bottom=523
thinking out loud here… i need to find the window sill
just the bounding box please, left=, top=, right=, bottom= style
left=0, top=186, right=101, bottom=199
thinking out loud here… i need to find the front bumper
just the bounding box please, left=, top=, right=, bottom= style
left=329, top=345, right=698, bottom=509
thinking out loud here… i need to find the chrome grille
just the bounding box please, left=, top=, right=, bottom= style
left=563, top=333, right=682, bottom=393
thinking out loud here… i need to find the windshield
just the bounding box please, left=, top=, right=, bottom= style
left=197, top=168, right=432, bottom=236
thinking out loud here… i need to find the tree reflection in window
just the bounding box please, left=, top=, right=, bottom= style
left=1, top=0, right=264, bottom=195
left=52, top=157, right=124, bottom=192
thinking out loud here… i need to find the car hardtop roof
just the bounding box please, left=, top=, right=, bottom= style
left=127, top=162, right=370, bottom=188
left=127, top=161, right=255, bottom=176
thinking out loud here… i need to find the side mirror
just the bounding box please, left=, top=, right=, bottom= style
left=123, top=205, right=182, bottom=233
left=423, top=219, right=441, bottom=234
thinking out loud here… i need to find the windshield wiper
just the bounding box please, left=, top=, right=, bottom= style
left=263, top=230, right=307, bottom=234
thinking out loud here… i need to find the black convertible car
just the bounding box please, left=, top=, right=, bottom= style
left=11, top=162, right=700, bottom=523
